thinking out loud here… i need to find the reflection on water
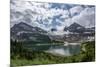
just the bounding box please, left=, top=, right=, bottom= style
left=46, top=47, right=71, bottom=56
left=24, top=43, right=81, bottom=56
left=47, top=43, right=80, bottom=56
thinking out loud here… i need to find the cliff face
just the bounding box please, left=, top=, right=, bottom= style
left=11, top=22, right=51, bottom=42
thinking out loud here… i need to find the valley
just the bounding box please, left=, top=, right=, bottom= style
left=10, top=22, right=95, bottom=66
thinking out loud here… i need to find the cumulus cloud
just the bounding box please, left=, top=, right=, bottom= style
left=71, top=7, right=95, bottom=28
left=10, top=0, right=95, bottom=33
left=70, top=6, right=84, bottom=16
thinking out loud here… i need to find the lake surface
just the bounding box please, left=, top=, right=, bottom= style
left=24, top=42, right=81, bottom=56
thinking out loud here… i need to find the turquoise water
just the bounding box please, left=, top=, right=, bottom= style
left=24, top=43, right=81, bottom=56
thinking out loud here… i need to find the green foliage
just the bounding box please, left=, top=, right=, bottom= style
left=80, top=41, right=95, bottom=62
left=51, top=40, right=64, bottom=43
left=11, top=40, right=95, bottom=66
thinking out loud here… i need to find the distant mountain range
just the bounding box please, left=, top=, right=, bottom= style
left=11, top=22, right=95, bottom=43
left=64, top=22, right=85, bottom=33
left=64, top=22, right=95, bottom=33
left=11, top=22, right=51, bottom=42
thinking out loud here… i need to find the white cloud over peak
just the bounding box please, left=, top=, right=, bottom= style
left=10, top=0, right=95, bottom=33
left=71, top=7, right=95, bottom=28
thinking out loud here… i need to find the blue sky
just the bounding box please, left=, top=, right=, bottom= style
left=10, top=0, right=95, bottom=32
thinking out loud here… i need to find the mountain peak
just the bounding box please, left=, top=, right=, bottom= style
left=11, top=22, right=50, bottom=42
left=70, top=22, right=83, bottom=27
left=64, top=22, right=85, bottom=33
left=15, top=22, right=33, bottom=28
